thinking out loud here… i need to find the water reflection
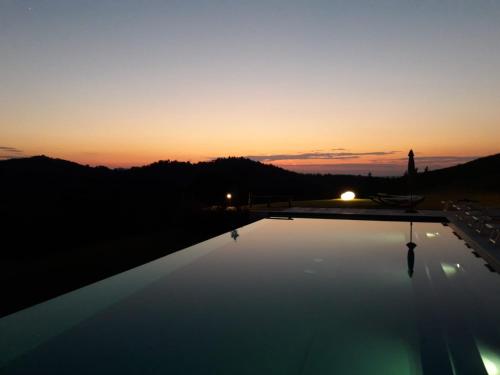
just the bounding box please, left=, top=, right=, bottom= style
left=407, top=222, right=417, bottom=278
left=478, top=341, right=500, bottom=375
left=441, top=263, right=458, bottom=277
left=3, top=218, right=500, bottom=375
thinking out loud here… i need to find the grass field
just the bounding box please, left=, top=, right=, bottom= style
left=251, top=191, right=500, bottom=211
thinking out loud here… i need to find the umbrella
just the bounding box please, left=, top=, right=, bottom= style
left=408, top=149, right=416, bottom=176
left=406, top=149, right=417, bottom=212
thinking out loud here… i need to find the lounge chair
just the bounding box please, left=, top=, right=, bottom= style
left=371, top=193, right=424, bottom=208
left=489, top=226, right=500, bottom=246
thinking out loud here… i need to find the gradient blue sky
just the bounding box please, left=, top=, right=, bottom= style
left=1, top=0, right=500, bottom=175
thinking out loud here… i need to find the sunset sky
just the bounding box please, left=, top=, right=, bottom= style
left=1, top=0, right=500, bottom=175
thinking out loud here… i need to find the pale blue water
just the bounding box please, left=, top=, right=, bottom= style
left=1, top=218, right=500, bottom=375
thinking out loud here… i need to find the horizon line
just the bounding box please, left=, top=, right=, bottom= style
left=1, top=152, right=494, bottom=177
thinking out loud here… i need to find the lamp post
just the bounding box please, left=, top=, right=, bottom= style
left=226, top=193, right=232, bottom=207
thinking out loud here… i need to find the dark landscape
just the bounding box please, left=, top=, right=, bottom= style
left=1, top=153, right=499, bottom=317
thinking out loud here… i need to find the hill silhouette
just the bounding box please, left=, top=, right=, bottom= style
left=0, top=155, right=398, bottom=207
left=418, top=153, right=500, bottom=191
left=2, top=152, right=500, bottom=255
left=1, top=153, right=498, bottom=251
left=2, top=153, right=499, bottom=201
left=0, top=154, right=402, bottom=258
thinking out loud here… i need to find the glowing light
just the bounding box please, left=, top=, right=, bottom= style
left=478, top=343, right=500, bottom=375
left=340, top=191, right=355, bottom=201
left=484, top=359, right=498, bottom=375
left=441, top=263, right=457, bottom=277
left=226, top=193, right=232, bottom=200
left=426, top=232, right=440, bottom=238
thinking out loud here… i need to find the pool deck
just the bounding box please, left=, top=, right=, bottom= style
left=252, top=207, right=500, bottom=273
left=447, top=214, right=500, bottom=274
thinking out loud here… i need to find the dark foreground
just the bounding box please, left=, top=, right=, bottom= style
left=0, top=208, right=253, bottom=317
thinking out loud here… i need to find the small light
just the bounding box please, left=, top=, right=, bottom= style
left=441, top=263, right=457, bottom=276
left=226, top=193, right=232, bottom=200
left=340, top=191, right=355, bottom=201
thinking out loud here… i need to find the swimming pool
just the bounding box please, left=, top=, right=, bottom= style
left=1, top=218, right=500, bottom=374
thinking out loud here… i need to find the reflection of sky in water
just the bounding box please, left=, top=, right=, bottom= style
left=1, top=218, right=500, bottom=374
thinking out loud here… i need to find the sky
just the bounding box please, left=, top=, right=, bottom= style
left=1, top=0, right=500, bottom=175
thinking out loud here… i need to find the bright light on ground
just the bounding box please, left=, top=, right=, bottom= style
left=340, top=191, right=356, bottom=201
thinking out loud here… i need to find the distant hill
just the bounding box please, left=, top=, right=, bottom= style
left=0, top=155, right=398, bottom=205
left=0, top=155, right=396, bottom=258
left=2, top=153, right=499, bottom=202
left=418, top=153, right=500, bottom=191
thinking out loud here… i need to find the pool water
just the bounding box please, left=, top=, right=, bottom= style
left=1, top=218, right=500, bottom=375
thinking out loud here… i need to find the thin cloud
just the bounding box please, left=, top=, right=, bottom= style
left=0, top=146, right=22, bottom=153
left=0, top=146, right=23, bottom=160
left=283, top=163, right=405, bottom=176
left=281, top=155, right=481, bottom=175
left=246, top=150, right=399, bottom=162
left=394, top=155, right=477, bottom=162
left=413, top=156, right=477, bottom=163
left=391, top=155, right=479, bottom=170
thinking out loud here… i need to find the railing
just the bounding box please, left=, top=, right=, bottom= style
left=248, top=193, right=293, bottom=208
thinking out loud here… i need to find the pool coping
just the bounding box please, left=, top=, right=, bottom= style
left=447, top=218, right=500, bottom=274
left=254, top=208, right=447, bottom=223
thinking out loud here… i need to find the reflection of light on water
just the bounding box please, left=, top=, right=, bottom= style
left=374, top=233, right=406, bottom=243
left=304, top=269, right=316, bottom=274
left=441, top=263, right=458, bottom=277
left=426, top=232, right=440, bottom=238
left=484, top=359, right=498, bottom=375
left=478, top=342, right=500, bottom=375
